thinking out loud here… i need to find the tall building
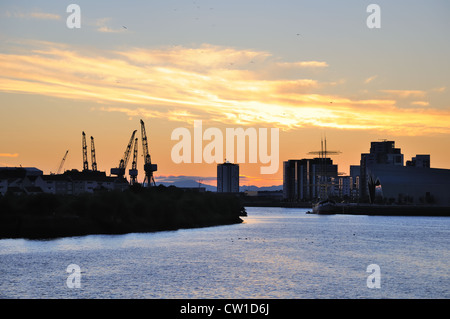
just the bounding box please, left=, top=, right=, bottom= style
left=283, top=158, right=338, bottom=202
left=349, top=165, right=360, bottom=200
left=217, top=161, right=239, bottom=193
left=360, top=141, right=404, bottom=200
left=358, top=140, right=450, bottom=205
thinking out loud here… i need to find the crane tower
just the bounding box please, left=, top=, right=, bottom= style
left=129, top=137, right=139, bottom=185
left=111, top=130, right=137, bottom=179
left=82, top=131, right=89, bottom=171
left=57, top=150, right=69, bottom=175
left=140, top=119, right=157, bottom=187
left=90, top=136, right=98, bottom=171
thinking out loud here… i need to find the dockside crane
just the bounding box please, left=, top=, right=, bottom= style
left=307, top=137, right=341, bottom=159
left=140, top=119, right=157, bottom=187
left=129, top=137, right=139, bottom=185
left=111, top=130, right=137, bottom=179
left=57, top=150, right=69, bottom=175
left=82, top=131, right=89, bottom=171
left=307, top=136, right=341, bottom=199
left=90, top=136, right=98, bottom=171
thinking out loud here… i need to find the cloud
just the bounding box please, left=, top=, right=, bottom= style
left=0, top=153, right=19, bottom=158
left=431, top=87, right=446, bottom=93
left=381, top=89, right=427, bottom=99
left=411, top=101, right=430, bottom=107
left=95, top=18, right=126, bottom=33
left=30, top=12, right=61, bottom=20
left=0, top=41, right=449, bottom=136
left=276, top=61, right=329, bottom=68
left=5, top=10, right=60, bottom=20
left=364, top=75, right=377, bottom=84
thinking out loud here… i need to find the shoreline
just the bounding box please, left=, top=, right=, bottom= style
left=332, top=203, right=450, bottom=217
left=0, top=186, right=246, bottom=240
left=245, top=202, right=450, bottom=217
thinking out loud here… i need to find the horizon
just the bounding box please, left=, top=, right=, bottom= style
left=1, top=1, right=449, bottom=187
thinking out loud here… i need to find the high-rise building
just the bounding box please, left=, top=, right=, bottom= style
left=357, top=141, right=450, bottom=205
left=360, top=141, right=404, bottom=200
left=283, top=158, right=338, bottom=202
left=349, top=165, right=360, bottom=200
left=217, top=161, right=239, bottom=193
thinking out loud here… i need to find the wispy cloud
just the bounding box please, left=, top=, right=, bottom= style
left=0, top=41, right=449, bottom=136
left=276, top=61, right=328, bottom=68
left=95, top=17, right=127, bottom=33
left=431, top=87, right=446, bottom=93
left=5, top=10, right=61, bottom=20
left=381, top=89, right=427, bottom=99
left=411, top=101, right=430, bottom=107
left=0, top=153, right=19, bottom=158
left=364, top=75, right=377, bottom=84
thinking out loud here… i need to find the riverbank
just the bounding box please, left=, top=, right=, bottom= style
left=307, top=202, right=450, bottom=216
left=244, top=200, right=450, bottom=216
left=0, top=185, right=246, bottom=239
left=334, top=203, right=450, bottom=216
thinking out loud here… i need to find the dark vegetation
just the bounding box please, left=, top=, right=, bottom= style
left=0, top=185, right=246, bottom=239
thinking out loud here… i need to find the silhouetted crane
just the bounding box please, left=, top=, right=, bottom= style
left=140, top=119, right=157, bottom=187
left=111, top=130, right=137, bottom=179
left=90, top=136, right=97, bottom=172
left=308, top=136, right=341, bottom=200
left=82, top=131, right=89, bottom=171
left=129, top=137, right=139, bottom=185
left=307, top=137, right=341, bottom=159
left=57, top=150, right=69, bottom=175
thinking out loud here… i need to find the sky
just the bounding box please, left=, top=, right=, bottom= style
left=1, top=0, right=449, bottom=187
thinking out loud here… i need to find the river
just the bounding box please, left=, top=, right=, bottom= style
left=0, top=207, right=448, bottom=298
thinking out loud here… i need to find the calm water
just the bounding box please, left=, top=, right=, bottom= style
left=0, top=207, right=449, bottom=299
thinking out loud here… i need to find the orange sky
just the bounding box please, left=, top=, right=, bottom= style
left=1, top=1, right=449, bottom=187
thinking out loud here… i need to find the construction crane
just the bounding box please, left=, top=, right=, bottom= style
left=82, top=131, right=89, bottom=171
left=140, top=119, right=157, bottom=187
left=129, top=137, right=138, bottom=185
left=307, top=136, right=341, bottom=200
left=111, top=130, right=137, bottom=178
left=57, top=150, right=69, bottom=174
left=307, top=137, right=341, bottom=159
left=90, top=136, right=98, bottom=171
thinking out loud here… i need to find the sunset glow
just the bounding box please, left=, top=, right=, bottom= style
left=1, top=1, right=449, bottom=186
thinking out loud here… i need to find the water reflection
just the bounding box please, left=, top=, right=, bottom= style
left=0, top=207, right=449, bottom=298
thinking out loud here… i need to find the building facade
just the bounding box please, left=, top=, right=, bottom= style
left=0, top=167, right=128, bottom=196
left=360, top=141, right=404, bottom=200
left=283, top=158, right=338, bottom=202
left=217, top=162, right=239, bottom=193
left=368, top=164, right=450, bottom=206
left=358, top=140, right=450, bottom=205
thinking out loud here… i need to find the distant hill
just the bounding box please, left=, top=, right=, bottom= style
left=240, top=185, right=282, bottom=192
left=156, top=178, right=217, bottom=192
left=156, top=177, right=282, bottom=192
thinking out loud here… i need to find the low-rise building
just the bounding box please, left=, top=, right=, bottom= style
left=0, top=167, right=129, bottom=196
